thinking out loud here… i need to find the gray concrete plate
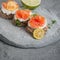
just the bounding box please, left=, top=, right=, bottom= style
left=0, top=0, right=60, bottom=48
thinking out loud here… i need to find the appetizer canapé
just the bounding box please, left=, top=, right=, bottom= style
left=0, top=0, right=19, bottom=19
left=26, top=14, right=48, bottom=39
left=13, top=9, right=32, bottom=27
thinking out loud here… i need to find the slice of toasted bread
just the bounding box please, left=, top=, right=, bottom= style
left=12, top=19, right=28, bottom=27
left=26, top=26, right=47, bottom=34
left=0, top=9, right=14, bottom=19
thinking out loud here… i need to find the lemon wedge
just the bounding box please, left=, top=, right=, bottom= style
left=21, top=0, right=41, bottom=9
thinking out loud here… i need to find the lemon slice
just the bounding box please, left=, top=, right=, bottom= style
left=33, top=28, right=45, bottom=40
left=21, top=0, right=41, bottom=9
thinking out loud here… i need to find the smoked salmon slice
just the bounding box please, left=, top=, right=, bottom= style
left=2, top=1, right=19, bottom=11
left=28, top=15, right=46, bottom=29
left=16, top=10, right=31, bottom=20
left=2, top=2, right=7, bottom=9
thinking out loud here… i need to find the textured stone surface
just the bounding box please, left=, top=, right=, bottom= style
left=0, top=0, right=60, bottom=60
left=0, top=40, right=60, bottom=60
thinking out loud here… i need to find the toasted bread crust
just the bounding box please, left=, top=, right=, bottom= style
left=0, top=9, right=14, bottom=19
left=26, top=26, right=48, bottom=34
left=12, top=19, right=28, bottom=27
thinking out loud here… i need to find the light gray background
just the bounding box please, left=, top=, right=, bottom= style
left=0, top=0, right=60, bottom=60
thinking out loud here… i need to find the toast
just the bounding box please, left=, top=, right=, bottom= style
left=0, top=9, right=14, bottom=19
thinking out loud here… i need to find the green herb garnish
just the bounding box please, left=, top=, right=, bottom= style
left=51, top=20, right=56, bottom=24
left=32, top=14, right=38, bottom=17
left=48, top=20, right=57, bottom=29
left=16, top=20, right=21, bottom=26
left=30, top=14, right=38, bottom=19
left=48, top=24, right=51, bottom=29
